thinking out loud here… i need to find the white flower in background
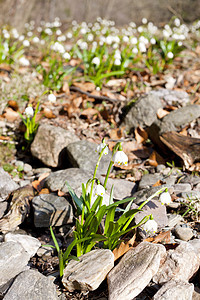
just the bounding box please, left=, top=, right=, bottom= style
left=27, top=31, right=33, bottom=37
left=79, top=41, right=88, bottom=50
left=114, top=58, right=121, bottom=66
left=11, top=28, right=19, bottom=39
left=23, top=40, right=30, bottom=47
left=174, top=18, right=181, bottom=27
left=130, top=22, right=136, bottom=28
left=37, top=27, right=42, bottom=32
left=139, top=42, right=146, bottom=53
left=114, top=50, right=121, bottom=60
left=150, top=38, right=156, bottom=45
left=87, top=33, right=94, bottom=41
left=94, top=184, right=105, bottom=197
left=138, top=26, right=144, bottom=33
left=123, top=35, right=129, bottom=43
left=32, top=36, right=40, bottom=43
left=4, top=32, right=10, bottom=39
left=51, top=42, right=65, bottom=53
left=167, top=52, right=174, bottom=59
left=25, top=106, right=34, bottom=118
left=92, top=56, right=100, bottom=66
left=130, top=37, right=137, bottom=44
left=160, top=191, right=171, bottom=205
left=163, top=29, right=171, bottom=38
left=63, top=52, right=71, bottom=60
left=40, top=40, right=45, bottom=45
left=132, top=47, right=138, bottom=54
left=178, top=41, right=183, bottom=46
left=56, top=29, right=62, bottom=35
left=96, top=141, right=108, bottom=155
left=113, top=150, right=128, bottom=166
left=96, top=86, right=100, bottom=91
left=139, top=36, right=149, bottom=44
left=19, top=35, right=25, bottom=41
left=66, top=32, right=72, bottom=39
left=106, top=35, right=113, bottom=45
left=142, top=18, right=148, bottom=24
left=58, top=35, right=66, bottom=42
left=44, top=28, right=53, bottom=35
left=19, top=56, right=30, bottom=66
left=142, top=219, right=158, bottom=234
left=47, top=94, right=56, bottom=103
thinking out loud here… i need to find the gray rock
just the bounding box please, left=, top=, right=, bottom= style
left=173, top=183, right=192, bottom=195
left=107, top=242, right=166, bottom=300
left=149, top=89, right=190, bottom=106
left=174, top=225, right=193, bottom=241
left=0, top=201, right=7, bottom=218
left=100, top=177, right=137, bottom=200
left=62, top=249, right=114, bottom=292
left=31, top=124, right=79, bottom=167
left=153, top=280, right=194, bottom=300
left=189, top=239, right=200, bottom=260
left=138, top=173, right=162, bottom=190
left=65, top=140, right=112, bottom=175
left=134, top=199, right=168, bottom=238
left=167, top=214, right=184, bottom=228
left=4, top=233, right=41, bottom=257
left=44, top=168, right=90, bottom=194
left=153, top=242, right=200, bottom=284
left=37, top=238, right=62, bottom=257
left=123, top=93, right=163, bottom=131
left=4, top=269, right=58, bottom=300
left=0, top=168, right=18, bottom=202
left=0, top=241, right=30, bottom=288
left=180, top=190, right=200, bottom=200
left=32, top=194, right=73, bottom=227
left=33, top=167, right=51, bottom=175
left=23, top=163, right=32, bottom=173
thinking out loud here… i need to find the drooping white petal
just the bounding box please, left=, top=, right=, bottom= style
left=142, top=219, right=158, bottom=234
left=96, top=142, right=108, bottom=155
left=25, top=106, right=34, bottom=118
left=160, top=191, right=171, bottom=205
left=113, top=151, right=128, bottom=166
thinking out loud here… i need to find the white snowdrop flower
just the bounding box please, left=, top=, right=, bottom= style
left=72, top=20, right=77, bottom=26
left=160, top=191, right=171, bottom=205
left=58, top=35, right=66, bottom=42
left=114, top=58, right=121, bottom=66
left=51, top=42, right=65, bottom=53
left=56, top=29, right=62, bottom=35
left=139, top=42, right=146, bottom=53
left=96, top=86, right=100, bottom=91
left=142, top=18, right=148, bottom=24
left=4, top=32, right=10, bottom=39
left=25, top=106, right=34, bottom=118
left=44, top=28, right=53, bottom=35
left=32, top=36, right=40, bottom=43
left=67, top=32, right=72, bottom=39
left=37, top=27, right=42, bottom=32
left=167, top=52, right=174, bottom=59
left=163, top=29, right=171, bottom=38
left=11, top=28, right=19, bottom=39
left=113, top=36, right=120, bottom=43
left=94, top=184, right=105, bottom=197
left=19, top=56, right=30, bottom=66
left=113, top=43, right=118, bottom=49
left=113, top=150, right=128, bottom=166
left=80, top=27, right=87, bottom=35
left=24, top=23, right=29, bottom=28
left=80, top=41, right=88, bottom=50
left=47, top=94, right=56, bottom=103
left=40, top=40, right=45, bottom=45
left=123, top=35, right=129, bottom=43
left=150, top=38, right=156, bottom=45
left=27, top=31, right=33, bottom=37
left=132, top=47, right=138, bottom=54
left=139, top=36, right=148, bottom=44
left=87, top=33, right=94, bottom=41
left=63, top=52, right=71, bottom=60
left=3, top=42, right=9, bottom=53
left=174, top=18, right=181, bottom=27
left=178, top=41, right=183, bottom=47
left=92, top=56, right=100, bottom=66
left=138, top=26, right=144, bottom=33
left=130, top=37, right=138, bottom=44
left=23, top=40, right=30, bottom=47
left=114, top=50, right=121, bottom=60
left=96, top=141, right=108, bottom=155
left=19, top=35, right=25, bottom=41
left=106, top=35, right=113, bottom=45
left=130, top=22, right=136, bottom=28
left=142, top=219, right=158, bottom=234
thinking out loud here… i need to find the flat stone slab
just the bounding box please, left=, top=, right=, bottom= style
left=107, top=242, right=166, bottom=300
left=0, top=241, right=30, bottom=288
left=4, top=269, right=58, bottom=300
left=65, top=140, right=112, bottom=175
left=153, top=279, right=194, bottom=300
left=153, top=241, right=200, bottom=284
left=31, top=124, right=79, bottom=167
left=0, top=168, right=18, bottom=202
left=32, top=194, right=73, bottom=227
left=62, top=249, right=114, bottom=292
left=4, top=233, right=41, bottom=257
left=44, top=168, right=90, bottom=194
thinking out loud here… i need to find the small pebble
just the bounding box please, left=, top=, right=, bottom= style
left=174, top=225, right=193, bottom=241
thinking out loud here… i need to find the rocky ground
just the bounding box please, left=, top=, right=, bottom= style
left=0, top=17, right=200, bottom=300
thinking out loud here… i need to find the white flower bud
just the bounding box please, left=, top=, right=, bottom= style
left=96, top=141, right=108, bottom=155
left=25, top=106, right=34, bottom=118
left=92, top=57, right=100, bottom=66
left=159, top=191, right=171, bottom=205
left=142, top=219, right=158, bottom=234
left=47, top=94, right=56, bottom=103
left=94, top=184, right=105, bottom=197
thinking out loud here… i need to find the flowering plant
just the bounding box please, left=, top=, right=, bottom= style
left=51, top=139, right=171, bottom=277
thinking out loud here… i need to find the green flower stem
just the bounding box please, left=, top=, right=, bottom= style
left=89, top=146, right=106, bottom=205
left=138, top=187, right=166, bottom=210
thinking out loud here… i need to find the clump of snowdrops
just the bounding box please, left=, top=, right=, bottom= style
left=51, top=139, right=171, bottom=277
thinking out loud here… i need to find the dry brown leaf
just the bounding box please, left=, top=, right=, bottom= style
left=8, top=100, right=19, bottom=111
left=134, top=126, right=148, bottom=144
left=147, top=150, right=165, bottom=167
left=106, top=78, right=126, bottom=88
left=3, top=107, right=20, bottom=121
left=0, top=135, right=10, bottom=141
left=32, top=172, right=50, bottom=192
left=112, top=233, right=136, bottom=261
left=179, top=127, right=188, bottom=136
left=81, top=107, right=101, bottom=120
left=39, top=188, right=50, bottom=195
left=62, top=81, right=70, bottom=95
left=109, top=127, right=124, bottom=140
left=42, top=107, right=56, bottom=119
left=145, top=230, right=171, bottom=244
left=152, top=180, right=163, bottom=187
left=74, top=82, right=96, bottom=92
left=157, top=108, right=170, bottom=119
left=58, top=190, right=66, bottom=197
